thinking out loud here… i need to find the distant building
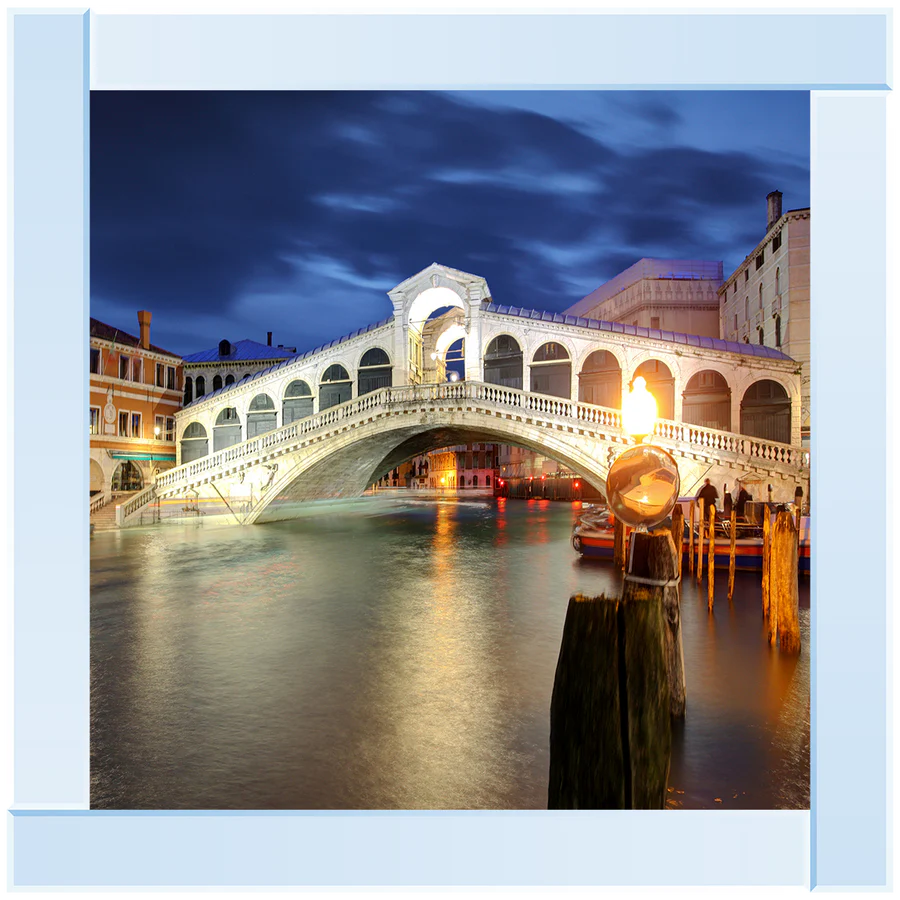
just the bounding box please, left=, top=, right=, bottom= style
left=565, top=258, right=724, bottom=338
left=718, top=192, right=810, bottom=443
left=90, top=311, right=183, bottom=497
left=182, top=333, right=296, bottom=405
left=405, top=444, right=499, bottom=490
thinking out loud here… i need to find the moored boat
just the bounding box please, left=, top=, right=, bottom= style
left=572, top=501, right=810, bottom=574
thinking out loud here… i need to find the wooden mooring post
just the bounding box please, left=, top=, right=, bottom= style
left=548, top=587, right=672, bottom=809
left=696, top=498, right=705, bottom=582
left=771, top=510, right=801, bottom=653
left=613, top=517, right=627, bottom=570
left=670, top=504, right=684, bottom=579
left=762, top=505, right=771, bottom=626
left=727, top=507, right=737, bottom=602
left=707, top=504, right=716, bottom=612
left=687, top=500, right=695, bottom=575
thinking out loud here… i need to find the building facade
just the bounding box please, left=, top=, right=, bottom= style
left=717, top=192, right=810, bottom=443
left=565, top=258, right=724, bottom=338
left=90, top=311, right=184, bottom=497
left=182, top=335, right=297, bottom=405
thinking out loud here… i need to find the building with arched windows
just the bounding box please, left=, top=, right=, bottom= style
left=717, top=192, right=810, bottom=444
left=89, top=311, right=184, bottom=504
left=182, top=335, right=297, bottom=406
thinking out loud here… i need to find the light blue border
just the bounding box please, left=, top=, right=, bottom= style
left=8, top=9, right=892, bottom=890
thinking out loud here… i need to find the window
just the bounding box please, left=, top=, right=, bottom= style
left=759, top=284, right=764, bottom=311
left=486, top=476, right=491, bottom=487
left=132, top=358, right=143, bottom=383
left=650, top=316, right=660, bottom=330
left=165, top=417, right=175, bottom=441
left=131, top=412, right=142, bottom=439
left=89, top=407, right=100, bottom=435
left=119, top=355, right=130, bottom=380
left=775, top=267, right=781, bottom=294
left=775, top=315, right=782, bottom=348
left=744, top=270, right=749, bottom=283
left=772, top=232, right=782, bottom=252
left=756, top=252, right=764, bottom=270
left=225, top=374, right=235, bottom=386
left=196, top=376, right=206, bottom=397
left=758, top=327, right=765, bottom=346
left=90, top=348, right=100, bottom=374
left=167, top=366, right=176, bottom=390
left=118, top=411, right=129, bottom=436
left=156, top=363, right=164, bottom=387
left=155, top=415, right=165, bottom=439
left=733, top=314, right=738, bottom=332
left=213, top=375, right=223, bottom=392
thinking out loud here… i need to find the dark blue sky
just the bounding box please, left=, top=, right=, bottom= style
left=90, top=90, right=809, bottom=357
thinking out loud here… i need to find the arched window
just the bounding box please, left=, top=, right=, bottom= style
left=247, top=393, right=277, bottom=438
left=180, top=422, right=209, bottom=463
left=578, top=350, right=622, bottom=408
left=775, top=315, right=782, bottom=348
left=196, top=376, right=206, bottom=398
left=473, top=474, right=479, bottom=487
left=484, top=335, right=523, bottom=390
left=213, top=407, right=242, bottom=451
left=530, top=342, right=571, bottom=399
left=213, top=374, right=223, bottom=391
left=319, top=364, right=351, bottom=411
left=741, top=380, right=791, bottom=443
left=184, top=376, right=193, bottom=405
left=358, top=347, right=393, bottom=396
left=682, top=370, right=731, bottom=431
left=225, top=374, right=235, bottom=386
left=219, top=339, right=232, bottom=357
left=775, top=267, right=781, bottom=295
left=283, top=379, right=313, bottom=424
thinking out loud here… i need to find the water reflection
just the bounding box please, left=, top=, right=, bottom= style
left=91, top=498, right=808, bottom=810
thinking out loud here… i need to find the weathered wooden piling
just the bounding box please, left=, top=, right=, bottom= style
left=696, top=499, right=705, bottom=582
left=771, top=510, right=801, bottom=653
left=670, top=504, right=684, bottom=579
left=688, top=500, right=695, bottom=574
left=762, top=507, right=775, bottom=644
left=548, top=589, right=672, bottom=809
left=613, top=517, right=626, bottom=570
left=707, top=504, right=716, bottom=611
left=727, top=507, right=737, bottom=602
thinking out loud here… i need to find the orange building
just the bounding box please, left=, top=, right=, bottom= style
left=90, top=311, right=184, bottom=499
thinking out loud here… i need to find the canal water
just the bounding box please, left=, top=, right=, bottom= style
left=91, top=497, right=809, bottom=810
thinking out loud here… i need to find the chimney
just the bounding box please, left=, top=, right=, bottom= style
left=766, top=191, right=783, bottom=232
left=267, top=331, right=273, bottom=347
left=137, top=310, right=152, bottom=349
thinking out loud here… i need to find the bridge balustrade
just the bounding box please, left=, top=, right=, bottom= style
left=154, top=380, right=808, bottom=502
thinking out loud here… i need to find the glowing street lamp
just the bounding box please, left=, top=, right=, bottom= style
left=622, top=376, right=658, bottom=444
left=154, top=425, right=161, bottom=440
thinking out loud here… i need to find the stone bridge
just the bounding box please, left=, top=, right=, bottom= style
left=117, top=262, right=808, bottom=526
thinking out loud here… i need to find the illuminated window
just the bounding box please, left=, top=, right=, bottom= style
left=89, top=407, right=100, bottom=435
left=155, top=415, right=165, bottom=439
left=118, top=410, right=129, bottom=436
left=131, top=412, right=142, bottom=438
left=165, top=416, right=175, bottom=441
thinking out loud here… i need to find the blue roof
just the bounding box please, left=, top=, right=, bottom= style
left=182, top=316, right=394, bottom=411
left=482, top=303, right=795, bottom=362
left=183, top=339, right=297, bottom=364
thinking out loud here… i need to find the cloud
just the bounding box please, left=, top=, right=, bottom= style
left=90, top=90, right=809, bottom=356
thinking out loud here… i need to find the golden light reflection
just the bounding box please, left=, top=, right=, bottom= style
left=622, top=375, right=658, bottom=441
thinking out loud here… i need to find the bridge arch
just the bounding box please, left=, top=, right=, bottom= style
left=180, top=421, right=209, bottom=463
left=282, top=379, right=314, bottom=424
left=577, top=348, right=623, bottom=408
left=407, top=285, right=466, bottom=326
left=631, top=357, right=677, bottom=420
left=483, top=333, right=524, bottom=390
left=529, top=340, right=573, bottom=399
left=318, top=363, right=353, bottom=411
left=682, top=369, right=732, bottom=431
left=213, top=406, right=242, bottom=451
left=357, top=347, right=393, bottom=395
left=247, top=393, right=278, bottom=438
left=740, top=379, right=792, bottom=444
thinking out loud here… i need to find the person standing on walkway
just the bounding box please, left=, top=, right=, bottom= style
left=696, top=478, right=719, bottom=512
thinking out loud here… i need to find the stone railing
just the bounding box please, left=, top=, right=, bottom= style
left=89, top=493, right=109, bottom=515
left=152, top=380, right=807, bottom=498
left=115, top=485, right=158, bottom=526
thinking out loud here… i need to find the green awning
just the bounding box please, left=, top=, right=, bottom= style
left=110, top=453, right=175, bottom=461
